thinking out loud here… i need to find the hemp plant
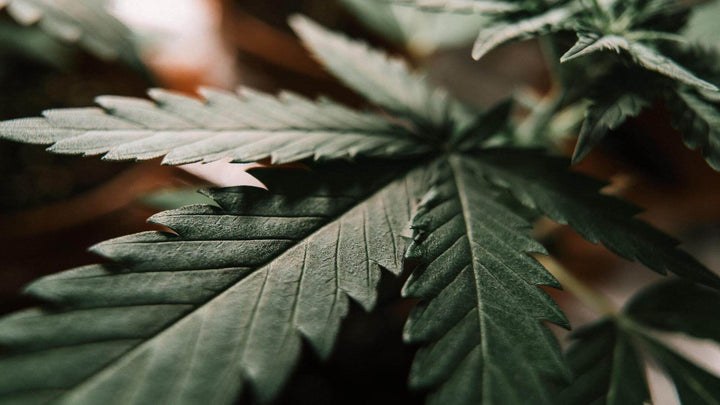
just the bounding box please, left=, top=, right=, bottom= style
left=1, top=1, right=720, bottom=404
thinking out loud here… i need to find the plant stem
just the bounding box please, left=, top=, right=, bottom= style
left=537, top=256, right=619, bottom=317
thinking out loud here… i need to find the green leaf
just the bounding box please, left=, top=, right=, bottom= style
left=403, top=155, right=568, bottom=405
left=561, top=279, right=720, bottom=405
left=0, top=162, right=428, bottom=405
left=340, top=0, right=488, bottom=55
left=0, top=0, right=138, bottom=62
left=642, top=336, right=720, bottom=405
left=472, top=5, right=576, bottom=60
left=289, top=15, right=470, bottom=131
left=668, top=88, right=720, bottom=170
left=627, top=279, right=720, bottom=341
left=558, top=321, right=650, bottom=405
left=573, top=91, right=650, bottom=163
left=561, top=33, right=718, bottom=91
left=0, top=88, right=429, bottom=165
left=472, top=148, right=720, bottom=289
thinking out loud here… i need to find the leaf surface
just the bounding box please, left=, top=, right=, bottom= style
left=561, top=33, right=718, bottom=91
left=0, top=162, right=428, bottom=405
left=573, top=91, right=650, bottom=163
left=558, top=321, right=651, bottom=405
left=561, top=280, right=720, bottom=405
left=290, top=15, right=471, bottom=132
left=472, top=5, right=575, bottom=60
left=0, top=88, right=428, bottom=165
left=668, top=89, right=720, bottom=170
left=403, top=155, right=568, bottom=405
left=472, top=149, right=720, bottom=288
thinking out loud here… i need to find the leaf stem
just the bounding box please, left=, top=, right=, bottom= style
left=537, top=256, right=619, bottom=316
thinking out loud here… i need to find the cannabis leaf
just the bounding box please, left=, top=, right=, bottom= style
left=0, top=162, right=428, bottom=404
left=397, top=0, right=720, bottom=168
left=560, top=33, right=717, bottom=91
left=1, top=15, right=719, bottom=405
left=668, top=88, right=720, bottom=170
left=403, top=156, right=568, bottom=405
left=472, top=4, right=577, bottom=60
left=573, top=81, right=651, bottom=162
left=559, top=279, right=720, bottom=404
left=0, top=88, right=429, bottom=165
left=341, top=0, right=487, bottom=55
left=0, top=0, right=137, bottom=62
left=470, top=149, right=720, bottom=288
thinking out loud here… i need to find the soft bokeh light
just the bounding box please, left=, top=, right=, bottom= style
left=110, top=0, right=237, bottom=88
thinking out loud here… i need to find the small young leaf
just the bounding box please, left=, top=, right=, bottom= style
left=573, top=91, right=650, bottom=163
left=472, top=5, right=576, bottom=60
left=561, top=33, right=718, bottom=91
left=668, top=88, right=720, bottom=170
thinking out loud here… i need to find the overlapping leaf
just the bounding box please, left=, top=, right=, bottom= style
left=573, top=88, right=650, bottom=162
left=403, top=155, right=568, bottom=405
left=471, top=148, right=720, bottom=288
left=0, top=0, right=137, bottom=62
left=398, top=0, right=720, bottom=168
left=561, top=33, right=717, bottom=91
left=559, top=280, right=720, bottom=404
left=2, top=14, right=720, bottom=405
left=0, top=162, right=428, bottom=405
left=558, top=321, right=650, bottom=405
left=290, top=16, right=474, bottom=132
left=668, top=88, right=720, bottom=170
left=471, top=4, right=577, bottom=60
left=340, top=0, right=488, bottom=55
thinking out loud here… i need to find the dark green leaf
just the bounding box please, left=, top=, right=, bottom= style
left=472, top=148, right=720, bottom=288
left=642, top=336, right=720, bottom=405
left=573, top=91, right=650, bottom=163
left=668, top=88, right=720, bottom=170
left=472, top=5, right=576, bottom=60
left=627, top=279, right=720, bottom=341
left=558, top=321, right=650, bottom=405
left=403, top=155, right=568, bottom=405
left=560, top=33, right=717, bottom=91
left=0, top=162, right=428, bottom=405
